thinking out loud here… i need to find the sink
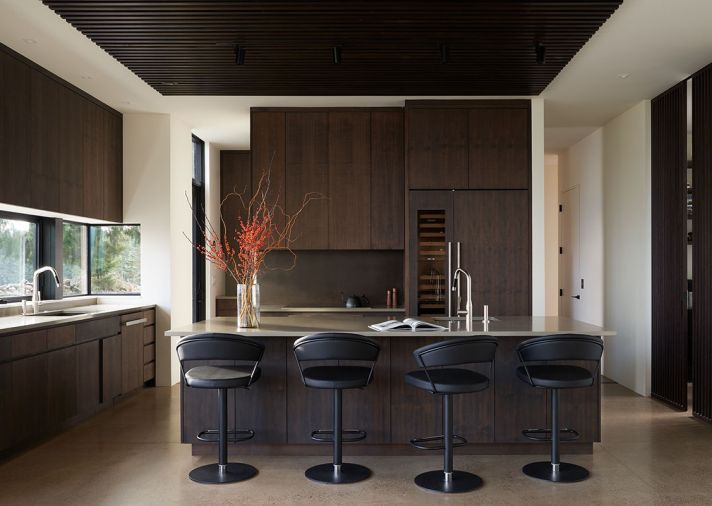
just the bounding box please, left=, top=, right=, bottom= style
left=28, top=310, right=89, bottom=317
left=432, top=316, right=499, bottom=322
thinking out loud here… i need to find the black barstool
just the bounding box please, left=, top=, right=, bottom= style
left=516, top=334, right=604, bottom=483
left=176, top=333, right=265, bottom=484
left=293, top=332, right=380, bottom=484
left=405, top=336, right=498, bottom=493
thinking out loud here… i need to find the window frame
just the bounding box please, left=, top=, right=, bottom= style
left=0, top=211, right=41, bottom=303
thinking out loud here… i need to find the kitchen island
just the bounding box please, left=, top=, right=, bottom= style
left=167, top=315, right=614, bottom=456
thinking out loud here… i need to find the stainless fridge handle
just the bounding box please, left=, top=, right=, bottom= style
left=447, top=242, right=453, bottom=317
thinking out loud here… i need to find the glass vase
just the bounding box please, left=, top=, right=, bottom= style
left=236, top=283, right=260, bottom=328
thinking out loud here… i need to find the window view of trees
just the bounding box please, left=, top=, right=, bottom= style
left=0, top=217, right=36, bottom=298
left=90, top=225, right=141, bottom=294
left=63, top=222, right=88, bottom=296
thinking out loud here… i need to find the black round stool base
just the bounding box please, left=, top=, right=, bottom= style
left=522, top=461, right=589, bottom=483
left=188, top=463, right=258, bottom=484
left=414, top=470, right=483, bottom=493
left=305, top=463, right=371, bottom=484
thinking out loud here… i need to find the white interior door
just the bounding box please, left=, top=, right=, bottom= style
left=559, top=186, right=581, bottom=317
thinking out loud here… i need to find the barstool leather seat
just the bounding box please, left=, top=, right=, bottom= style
left=302, top=365, right=372, bottom=389
left=185, top=365, right=262, bottom=389
left=405, top=368, right=489, bottom=394
left=515, top=364, right=592, bottom=389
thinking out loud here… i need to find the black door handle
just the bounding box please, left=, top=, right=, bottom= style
left=571, top=295, right=581, bottom=300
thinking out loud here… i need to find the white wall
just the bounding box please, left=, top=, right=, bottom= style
left=559, top=129, right=605, bottom=327
left=205, top=142, right=224, bottom=318
left=602, top=101, right=652, bottom=396
left=544, top=153, right=559, bottom=316
left=169, top=116, right=194, bottom=385
left=557, top=101, right=651, bottom=396
left=122, top=113, right=173, bottom=386
left=531, top=98, right=547, bottom=315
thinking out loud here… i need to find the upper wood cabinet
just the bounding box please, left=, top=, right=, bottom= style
left=468, top=107, right=530, bottom=189
left=405, top=100, right=531, bottom=190
left=371, top=111, right=404, bottom=249
left=328, top=111, right=371, bottom=249
left=285, top=112, right=330, bottom=249
left=245, top=107, right=405, bottom=250
left=0, top=44, right=122, bottom=222
left=220, top=150, right=251, bottom=237
left=406, top=107, right=468, bottom=189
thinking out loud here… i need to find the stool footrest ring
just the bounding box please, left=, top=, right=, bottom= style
left=410, top=434, right=468, bottom=451
left=310, top=429, right=367, bottom=443
left=522, top=427, right=580, bottom=442
left=197, top=429, right=255, bottom=443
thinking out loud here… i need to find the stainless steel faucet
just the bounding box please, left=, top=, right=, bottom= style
left=452, top=267, right=473, bottom=331
left=30, top=266, right=61, bottom=314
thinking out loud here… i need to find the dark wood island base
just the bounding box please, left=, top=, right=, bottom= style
left=176, top=327, right=605, bottom=457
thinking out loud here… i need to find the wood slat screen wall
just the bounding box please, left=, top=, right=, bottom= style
left=692, top=66, right=712, bottom=422
left=650, top=83, right=688, bottom=411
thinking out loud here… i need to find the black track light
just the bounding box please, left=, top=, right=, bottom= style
left=332, top=46, right=341, bottom=64
left=440, top=43, right=449, bottom=64
left=534, top=41, right=546, bottom=65
left=235, top=44, right=245, bottom=65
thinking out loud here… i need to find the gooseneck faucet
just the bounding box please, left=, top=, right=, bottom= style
left=31, top=266, right=61, bottom=314
left=452, top=267, right=473, bottom=331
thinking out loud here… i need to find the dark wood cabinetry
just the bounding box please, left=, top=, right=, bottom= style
left=285, top=112, right=330, bottom=249
left=406, top=108, right=468, bottom=190
left=405, top=100, right=531, bottom=191
left=244, top=107, right=405, bottom=250
left=76, top=340, right=100, bottom=417
left=102, top=334, right=122, bottom=404
left=220, top=150, right=251, bottom=234
left=328, top=111, right=371, bottom=249
left=47, top=346, right=77, bottom=428
left=12, top=354, right=48, bottom=446
left=0, top=43, right=122, bottom=222
left=121, top=314, right=144, bottom=394
left=371, top=111, right=405, bottom=249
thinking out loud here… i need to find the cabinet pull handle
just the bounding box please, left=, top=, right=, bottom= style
left=125, top=318, right=147, bottom=327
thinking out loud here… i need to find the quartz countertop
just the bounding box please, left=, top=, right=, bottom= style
left=0, top=303, right=156, bottom=335
left=166, top=315, right=615, bottom=338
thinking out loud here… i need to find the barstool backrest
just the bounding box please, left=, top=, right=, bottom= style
left=293, top=333, right=380, bottom=387
left=176, top=333, right=265, bottom=384
left=516, top=334, right=603, bottom=363
left=413, top=336, right=498, bottom=368
left=293, top=332, right=380, bottom=362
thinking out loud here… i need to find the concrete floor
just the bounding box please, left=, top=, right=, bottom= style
left=0, top=382, right=710, bottom=505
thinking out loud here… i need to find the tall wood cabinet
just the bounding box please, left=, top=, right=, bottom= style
left=0, top=43, right=123, bottom=222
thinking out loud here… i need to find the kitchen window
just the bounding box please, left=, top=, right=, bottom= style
left=89, top=225, right=141, bottom=295
left=62, top=222, right=88, bottom=296
left=0, top=214, right=38, bottom=300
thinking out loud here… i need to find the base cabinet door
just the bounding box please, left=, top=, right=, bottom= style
left=47, top=347, right=77, bottom=428
left=121, top=322, right=142, bottom=394
left=0, top=362, right=14, bottom=452
left=76, top=340, right=100, bottom=418
left=12, top=354, right=48, bottom=446
left=102, top=334, right=122, bottom=404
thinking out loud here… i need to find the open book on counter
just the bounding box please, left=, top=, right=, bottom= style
left=368, top=318, right=447, bottom=332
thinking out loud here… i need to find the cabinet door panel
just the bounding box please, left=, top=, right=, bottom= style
left=406, top=108, right=467, bottom=189
left=371, top=111, right=404, bottom=249
left=328, top=111, right=371, bottom=249
left=102, top=334, right=122, bottom=403
left=82, top=101, right=105, bottom=220
left=103, top=110, right=123, bottom=222
left=29, top=70, right=60, bottom=212
left=0, top=51, right=31, bottom=207
left=220, top=150, right=251, bottom=243
left=48, top=346, right=77, bottom=428
left=58, top=85, right=84, bottom=217
left=12, top=354, right=48, bottom=445
left=121, top=324, right=142, bottom=394
left=285, top=112, right=329, bottom=249
left=454, top=190, right=531, bottom=315
left=76, top=340, right=100, bottom=417
left=251, top=111, right=286, bottom=231
left=0, top=363, right=12, bottom=452
left=469, top=107, right=529, bottom=189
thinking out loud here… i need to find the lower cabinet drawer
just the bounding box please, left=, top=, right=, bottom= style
left=143, top=325, right=155, bottom=345
left=143, top=343, right=155, bottom=365
left=143, top=362, right=155, bottom=382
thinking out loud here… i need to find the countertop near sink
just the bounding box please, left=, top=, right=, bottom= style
left=0, top=303, right=156, bottom=336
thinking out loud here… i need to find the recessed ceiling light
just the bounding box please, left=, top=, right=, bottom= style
left=22, top=38, right=37, bottom=44
left=617, top=73, right=630, bottom=79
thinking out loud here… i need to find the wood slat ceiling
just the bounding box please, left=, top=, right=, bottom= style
left=42, top=1, right=622, bottom=96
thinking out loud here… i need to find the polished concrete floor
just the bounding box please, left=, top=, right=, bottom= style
left=0, top=382, right=710, bottom=505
